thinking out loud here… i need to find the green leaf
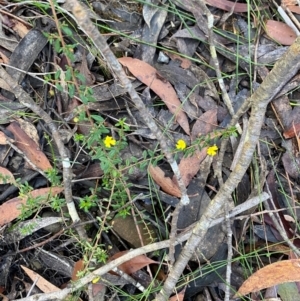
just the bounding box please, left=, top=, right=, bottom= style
left=54, top=39, right=61, bottom=53
left=68, top=83, right=75, bottom=98
left=62, top=26, right=73, bottom=37
left=80, top=95, right=89, bottom=104
left=65, top=68, right=72, bottom=82
left=140, top=161, right=148, bottom=169
left=91, top=115, right=104, bottom=123
left=128, top=167, right=134, bottom=174
left=55, top=70, right=61, bottom=80
left=131, top=156, right=138, bottom=163
left=56, top=84, right=63, bottom=92
left=143, top=150, right=148, bottom=160
left=148, top=150, right=154, bottom=157
left=76, top=73, right=86, bottom=83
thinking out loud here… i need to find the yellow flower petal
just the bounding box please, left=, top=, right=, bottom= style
left=176, top=139, right=186, bottom=150
left=104, top=136, right=116, bottom=148
left=92, top=277, right=100, bottom=284
left=207, top=145, right=218, bottom=156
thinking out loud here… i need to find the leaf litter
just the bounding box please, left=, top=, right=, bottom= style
left=1, top=0, right=300, bottom=300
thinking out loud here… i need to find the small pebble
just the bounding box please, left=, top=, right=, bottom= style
left=157, top=51, right=170, bottom=64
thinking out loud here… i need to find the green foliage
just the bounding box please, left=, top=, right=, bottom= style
left=79, top=239, right=109, bottom=272
left=50, top=196, right=66, bottom=211
left=93, top=246, right=108, bottom=263
left=79, top=195, right=97, bottom=212
left=16, top=16, right=241, bottom=228
left=45, top=168, right=61, bottom=186
left=18, top=181, right=33, bottom=197
left=0, top=173, right=13, bottom=184
left=19, top=222, right=36, bottom=236
left=183, top=126, right=238, bottom=157
left=10, top=3, right=252, bottom=299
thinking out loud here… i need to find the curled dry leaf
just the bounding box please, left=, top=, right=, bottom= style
left=119, top=57, right=190, bottom=135
left=148, top=164, right=181, bottom=197
left=235, top=259, right=300, bottom=297
left=0, top=217, right=64, bottom=245
left=265, top=20, right=297, bottom=45
left=0, top=187, right=63, bottom=226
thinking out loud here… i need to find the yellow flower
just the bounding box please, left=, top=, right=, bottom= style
left=104, top=136, right=116, bottom=148
left=176, top=139, right=186, bottom=150
left=73, top=117, right=79, bottom=123
left=92, top=277, right=100, bottom=284
left=207, top=145, right=218, bottom=156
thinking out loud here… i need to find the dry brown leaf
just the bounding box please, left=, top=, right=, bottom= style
left=0, top=132, right=6, bottom=145
left=235, top=259, right=300, bottom=297
left=175, top=148, right=207, bottom=187
left=119, top=57, right=190, bottom=135
left=206, top=0, right=250, bottom=12
left=109, top=251, right=157, bottom=275
left=283, top=0, right=298, bottom=5
left=169, top=287, right=186, bottom=301
left=15, top=117, right=39, bottom=145
left=164, top=52, right=191, bottom=69
left=287, top=5, right=300, bottom=14
left=283, top=122, right=300, bottom=138
left=0, top=78, right=11, bottom=91
left=92, top=283, right=106, bottom=297
left=176, top=109, right=218, bottom=187
left=191, top=109, right=218, bottom=141
left=265, top=20, right=297, bottom=45
left=21, top=265, right=60, bottom=293
left=0, top=187, right=63, bottom=226
left=7, top=121, right=52, bottom=171
left=76, top=53, right=95, bottom=86
left=0, top=51, right=9, bottom=64
left=12, top=21, right=30, bottom=38
left=0, top=167, right=15, bottom=184
left=72, top=259, right=85, bottom=281
left=0, top=131, right=11, bottom=145
left=148, top=164, right=181, bottom=197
